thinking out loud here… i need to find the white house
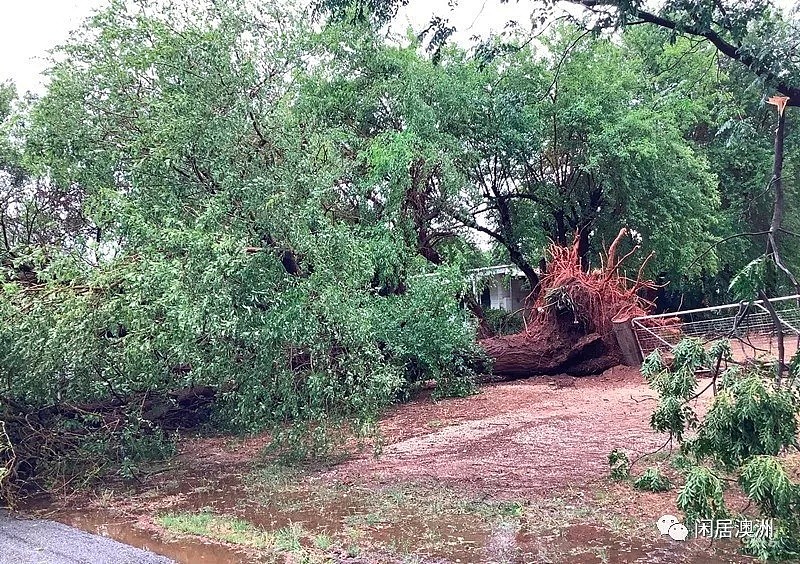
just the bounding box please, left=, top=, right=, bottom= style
left=469, top=265, right=531, bottom=313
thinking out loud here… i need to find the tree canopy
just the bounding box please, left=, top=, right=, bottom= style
left=1, top=0, right=798, bottom=499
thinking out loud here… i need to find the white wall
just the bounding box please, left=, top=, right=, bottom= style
left=487, top=274, right=528, bottom=312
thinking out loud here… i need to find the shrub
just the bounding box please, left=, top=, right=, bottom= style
left=676, top=465, right=728, bottom=526
left=635, top=338, right=800, bottom=560
left=484, top=308, right=524, bottom=336
left=608, top=448, right=630, bottom=481
left=693, top=370, right=799, bottom=469
left=633, top=467, right=672, bottom=492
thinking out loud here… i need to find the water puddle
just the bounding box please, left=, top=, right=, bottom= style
left=19, top=470, right=751, bottom=564
left=517, top=522, right=747, bottom=564
left=51, top=510, right=256, bottom=564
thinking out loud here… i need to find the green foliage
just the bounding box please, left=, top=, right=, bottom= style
left=676, top=465, right=728, bottom=526
left=0, top=422, right=12, bottom=490
left=672, top=338, right=709, bottom=371
left=744, top=531, right=800, bottom=563
left=608, top=448, right=630, bottom=481
left=693, top=371, right=799, bottom=469
left=644, top=339, right=704, bottom=441
left=708, top=339, right=733, bottom=363
left=649, top=366, right=699, bottom=401
left=27, top=406, right=178, bottom=490
left=431, top=351, right=482, bottom=400
left=640, top=349, right=665, bottom=381
left=156, top=511, right=273, bottom=547
left=0, top=0, right=483, bottom=493
left=650, top=395, right=697, bottom=442
left=739, top=456, right=800, bottom=560
left=790, top=349, right=800, bottom=385
left=739, top=456, right=800, bottom=518
left=623, top=21, right=800, bottom=304
left=304, top=21, right=724, bottom=281
left=640, top=338, right=800, bottom=559
left=729, top=257, right=768, bottom=301
left=483, top=308, right=524, bottom=337
left=466, top=28, right=720, bottom=277
left=2, top=2, right=799, bottom=531
left=633, top=467, right=672, bottom=492
left=669, top=453, right=694, bottom=472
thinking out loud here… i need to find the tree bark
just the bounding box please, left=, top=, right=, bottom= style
left=766, top=107, right=788, bottom=384
left=481, top=329, right=620, bottom=378
left=768, top=109, right=786, bottom=248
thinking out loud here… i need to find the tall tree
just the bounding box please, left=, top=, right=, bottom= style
left=2, top=0, right=482, bottom=466
left=567, top=0, right=800, bottom=102
left=303, top=25, right=722, bottom=292
left=455, top=29, right=720, bottom=280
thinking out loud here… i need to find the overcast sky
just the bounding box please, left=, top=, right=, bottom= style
left=1, top=0, right=796, bottom=94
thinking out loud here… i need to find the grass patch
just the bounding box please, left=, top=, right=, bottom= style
left=313, top=533, right=333, bottom=550
left=238, top=465, right=671, bottom=561
left=274, top=522, right=304, bottom=552
left=156, top=511, right=274, bottom=548
left=246, top=462, right=303, bottom=491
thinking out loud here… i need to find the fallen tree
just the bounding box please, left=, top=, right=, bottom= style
left=480, top=229, right=656, bottom=378
left=0, top=386, right=217, bottom=504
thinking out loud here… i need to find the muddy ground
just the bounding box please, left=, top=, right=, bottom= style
left=20, top=365, right=783, bottom=563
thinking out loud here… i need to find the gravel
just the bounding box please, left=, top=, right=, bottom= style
left=0, top=511, right=175, bottom=564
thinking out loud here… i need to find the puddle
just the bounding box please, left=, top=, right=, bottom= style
left=516, top=522, right=750, bottom=564
left=19, top=471, right=754, bottom=564
left=54, top=510, right=256, bottom=564
left=147, top=471, right=492, bottom=563
left=23, top=483, right=490, bottom=563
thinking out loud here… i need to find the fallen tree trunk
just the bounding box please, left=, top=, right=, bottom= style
left=482, top=330, right=621, bottom=378
left=479, top=230, right=654, bottom=379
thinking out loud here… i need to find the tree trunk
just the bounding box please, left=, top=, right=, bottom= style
left=768, top=108, right=786, bottom=247
left=481, top=328, right=620, bottom=378
left=577, top=227, right=591, bottom=271
left=767, top=105, right=788, bottom=384
left=507, top=246, right=540, bottom=298
left=464, top=293, right=494, bottom=339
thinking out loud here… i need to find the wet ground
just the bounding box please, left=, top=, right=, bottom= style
left=16, top=366, right=767, bottom=563
left=0, top=509, right=174, bottom=564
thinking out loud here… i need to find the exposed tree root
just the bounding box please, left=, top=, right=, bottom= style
left=480, top=229, right=656, bottom=378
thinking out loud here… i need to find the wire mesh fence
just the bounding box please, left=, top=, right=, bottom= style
left=631, top=295, right=800, bottom=363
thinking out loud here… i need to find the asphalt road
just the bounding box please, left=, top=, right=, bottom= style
left=0, top=511, right=175, bottom=564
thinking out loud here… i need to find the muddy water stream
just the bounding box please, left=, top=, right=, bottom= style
left=56, top=509, right=252, bottom=563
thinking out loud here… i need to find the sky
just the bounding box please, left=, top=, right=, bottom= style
left=0, top=0, right=797, bottom=94
left=0, top=0, right=103, bottom=93
left=0, top=0, right=572, bottom=93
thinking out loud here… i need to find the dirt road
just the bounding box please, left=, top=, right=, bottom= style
left=323, top=366, right=672, bottom=497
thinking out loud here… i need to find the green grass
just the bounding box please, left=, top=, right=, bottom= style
left=156, top=511, right=273, bottom=547
left=633, top=467, right=673, bottom=492
left=312, top=533, right=333, bottom=550
left=246, top=462, right=302, bottom=491
left=274, top=522, right=304, bottom=552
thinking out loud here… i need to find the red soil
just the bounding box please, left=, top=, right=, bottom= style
left=321, top=365, right=703, bottom=498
